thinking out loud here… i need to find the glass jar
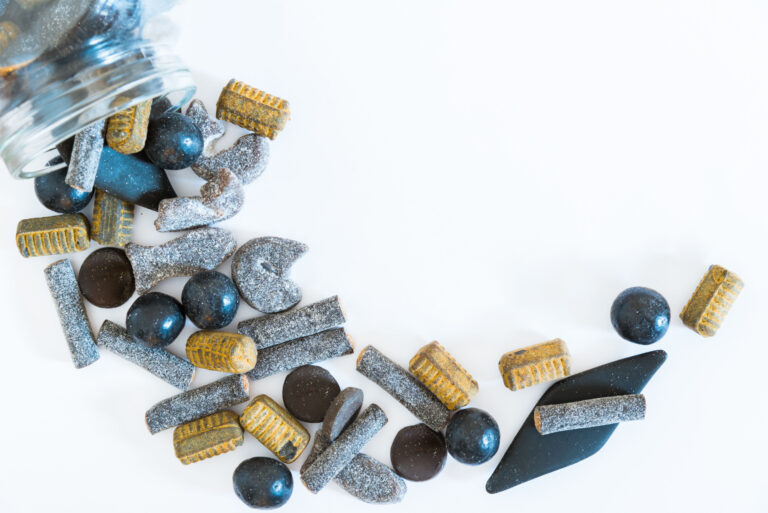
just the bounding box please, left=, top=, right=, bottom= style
left=0, top=0, right=196, bottom=178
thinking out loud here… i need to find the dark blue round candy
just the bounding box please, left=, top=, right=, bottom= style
left=181, top=270, right=240, bottom=329
left=610, top=286, right=670, bottom=345
left=233, top=457, right=293, bottom=509
left=126, top=292, right=185, bottom=348
left=34, top=158, right=94, bottom=213
left=144, top=112, right=203, bottom=170
left=445, top=408, right=500, bottom=465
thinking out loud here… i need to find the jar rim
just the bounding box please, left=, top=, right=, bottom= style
left=0, top=39, right=195, bottom=178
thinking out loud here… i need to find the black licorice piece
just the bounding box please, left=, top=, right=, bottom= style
left=485, top=350, right=667, bottom=494
left=282, top=365, right=340, bottom=423
left=78, top=247, right=135, bottom=308
left=93, top=147, right=176, bottom=211
left=390, top=424, right=447, bottom=481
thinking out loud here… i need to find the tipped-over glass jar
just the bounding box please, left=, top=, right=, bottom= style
left=0, top=0, right=196, bottom=178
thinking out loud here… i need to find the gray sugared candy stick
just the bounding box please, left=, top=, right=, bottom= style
left=125, top=227, right=237, bottom=294
left=155, top=169, right=244, bottom=232
left=238, top=296, right=346, bottom=350
left=534, top=394, right=646, bottom=435
left=66, top=119, right=105, bottom=193
left=246, top=328, right=353, bottom=380
left=231, top=236, right=308, bottom=313
left=145, top=374, right=250, bottom=434
left=356, top=345, right=451, bottom=432
left=44, top=259, right=100, bottom=369
left=301, top=388, right=406, bottom=504
left=96, top=320, right=195, bottom=390
left=301, top=404, right=388, bottom=494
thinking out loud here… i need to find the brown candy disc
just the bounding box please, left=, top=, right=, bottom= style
left=78, top=247, right=135, bottom=308
left=390, top=424, right=447, bottom=481
left=282, top=365, right=340, bottom=423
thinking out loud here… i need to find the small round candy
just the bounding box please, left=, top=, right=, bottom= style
left=390, top=423, right=447, bottom=481
left=233, top=457, right=293, bottom=509
left=126, top=292, right=185, bottom=348
left=282, top=365, right=340, bottom=423
left=78, top=248, right=135, bottom=308
left=34, top=158, right=94, bottom=213
left=145, top=112, right=203, bottom=170
left=445, top=408, right=500, bottom=465
left=181, top=271, right=239, bottom=329
left=610, top=286, right=670, bottom=345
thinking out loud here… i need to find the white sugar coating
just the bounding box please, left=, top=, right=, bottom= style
left=238, top=296, right=346, bottom=350
left=301, top=404, right=388, bottom=494
left=337, top=454, right=406, bottom=504
left=534, top=394, right=647, bottom=435
left=145, top=374, right=249, bottom=434
left=246, top=328, right=353, bottom=380
left=231, top=236, right=308, bottom=313
left=44, top=259, right=99, bottom=369
left=356, top=345, right=451, bottom=431
left=66, top=119, right=105, bottom=192
left=155, top=169, right=244, bottom=232
left=191, top=134, right=270, bottom=184
left=185, top=99, right=225, bottom=156
left=125, top=227, right=236, bottom=294
left=96, top=320, right=195, bottom=390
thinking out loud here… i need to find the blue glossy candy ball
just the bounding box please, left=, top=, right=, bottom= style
left=445, top=408, right=500, bottom=465
left=233, top=457, right=293, bottom=509
left=610, top=286, right=670, bottom=345
left=181, top=270, right=240, bottom=329
left=145, top=112, right=203, bottom=170
left=34, top=158, right=94, bottom=213
left=126, top=292, right=185, bottom=348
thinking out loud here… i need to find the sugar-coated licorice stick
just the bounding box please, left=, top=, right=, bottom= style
left=44, top=259, right=99, bottom=369
left=145, top=374, right=249, bottom=434
left=301, top=404, right=387, bottom=493
left=534, top=394, right=646, bottom=435
left=238, top=296, right=346, bottom=350
left=96, top=320, right=195, bottom=390
left=66, top=119, right=105, bottom=192
left=245, top=328, right=353, bottom=380
left=356, top=346, right=450, bottom=431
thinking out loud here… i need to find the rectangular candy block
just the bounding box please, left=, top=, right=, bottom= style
left=216, top=79, right=290, bottom=139
left=106, top=99, right=152, bottom=154
left=185, top=331, right=257, bottom=374
left=91, top=189, right=134, bottom=247
left=680, top=265, right=743, bottom=337
left=16, top=214, right=89, bottom=258
left=498, top=338, right=571, bottom=391
left=409, top=341, right=478, bottom=410
left=173, top=410, right=244, bottom=464
left=239, top=395, right=309, bottom=463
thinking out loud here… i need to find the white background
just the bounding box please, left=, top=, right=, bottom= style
left=1, top=1, right=766, bottom=511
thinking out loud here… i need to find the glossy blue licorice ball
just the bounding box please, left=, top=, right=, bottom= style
left=445, top=408, right=500, bottom=465
left=34, top=158, right=94, bottom=213
left=233, top=457, right=293, bottom=509
left=181, top=270, right=240, bottom=329
left=610, top=286, right=670, bottom=345
left=126, top=292, right=185, bottom=348
left=144, top=112, right=203, bottom=170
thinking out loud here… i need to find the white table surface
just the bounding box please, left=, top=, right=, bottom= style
left=1, top=1, right=766, bottom=511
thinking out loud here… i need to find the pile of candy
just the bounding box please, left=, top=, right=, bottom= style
left=15, top=76, right=744, bottom=508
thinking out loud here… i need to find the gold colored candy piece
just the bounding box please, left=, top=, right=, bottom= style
left=680, top=265, right=743, bottom=337
left=409, top=341, right=479, bottom=410
left=91, top=189, right=134, bottom=247
left=106, top=99, right=152, bottom=154
left=16, top=214, right=90, bottom=258
left=239, top=395, right=309, bottom=463
left=498, top=338, right=571, bottom=392
left=0, top=21, right=19, bottom=55
left=186, top=331, right=257, bottom=373
left=172, top=410, right=244, bottom=465
left=216, top=79, right=290, bottom=139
